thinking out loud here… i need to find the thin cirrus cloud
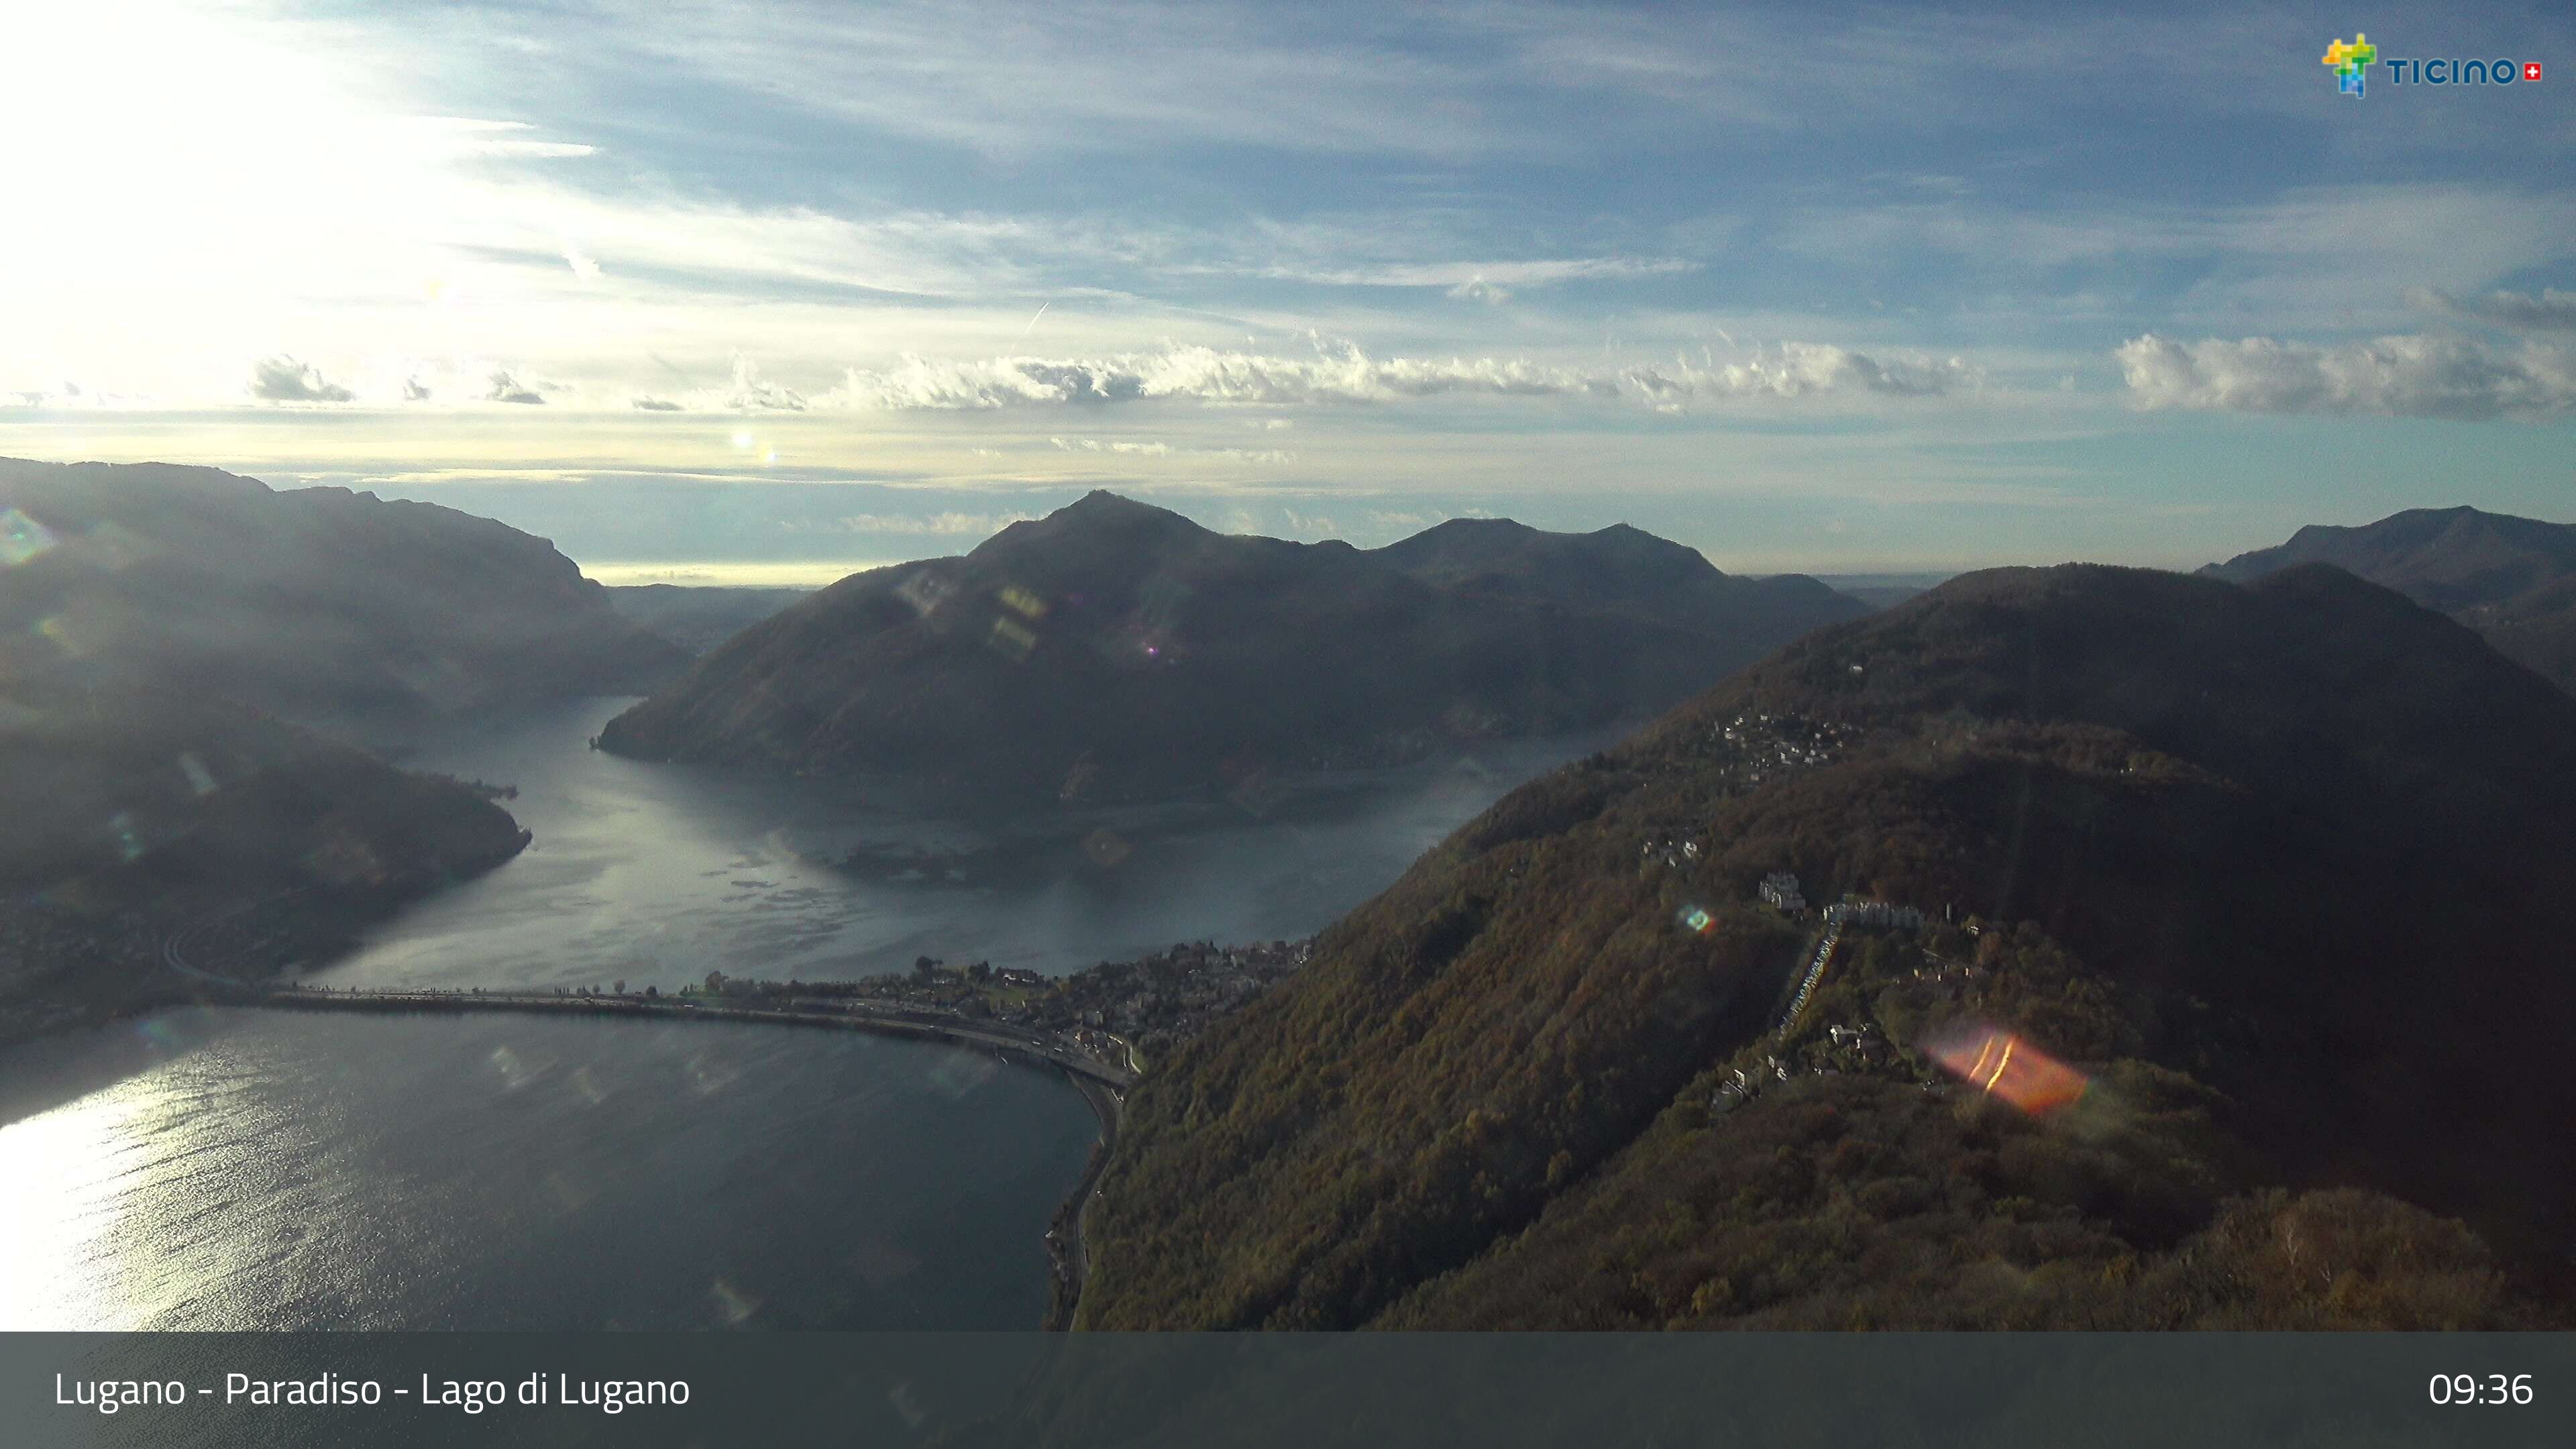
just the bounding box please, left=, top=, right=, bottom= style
left=830, top=341, right=1982, bottom=411
left=2115, top=333, right=2576, bottom=422
left=2412, top=287, right=2576, bottom=337
left=1049, top=435, right=1295, bottom=464
left=249, top=356, right=355, bottom=403
left=782, top=509, right=1044, bottom=536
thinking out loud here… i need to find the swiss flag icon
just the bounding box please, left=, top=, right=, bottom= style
left=2524, top=62, right=2543, bottom=81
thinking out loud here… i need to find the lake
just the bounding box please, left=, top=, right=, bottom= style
left=0, top=699, right=1597, bottom=1330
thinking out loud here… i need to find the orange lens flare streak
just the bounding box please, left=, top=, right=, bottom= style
left=1925, top=1023, right=2088, bottom=1115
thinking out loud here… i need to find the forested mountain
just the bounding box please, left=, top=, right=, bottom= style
left=2463, top=574, right=2576, bottom=697
left=0, top=455, right=611, bottom=1042
left=597, top=492, right=1866, bottom=801
left=2204, top=505, right=2576, bottom=693
left=0, top=678, right=529, bottom=1042
left=0, top=457, right=689, bottom=722
left=1073, top=563, right=2576, bottom=1330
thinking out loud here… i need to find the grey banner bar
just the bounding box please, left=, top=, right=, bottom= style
left=10, top=1332, right=2572, bottom=1448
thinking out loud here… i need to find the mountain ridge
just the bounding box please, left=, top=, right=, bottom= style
left=0, top=456, right=691, bottom=724
left=598, top=493, right=1870, bottom=801
left=2202, top=506, right=2576, bottom=694
left=1072, top=560, right=2576, bottom=1330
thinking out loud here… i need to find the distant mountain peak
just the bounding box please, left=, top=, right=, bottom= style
left=2203, top=506, right=2576, bottom=665
left=1067, top=488, right=1159, bottom=513
left=599, top=502, right=1866, bottom=798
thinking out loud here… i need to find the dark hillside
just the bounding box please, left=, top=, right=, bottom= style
left=0, top=457, right=688, bottom=721
left=600, top=494, right=1866, bottom=802
left=2204, top=505, right=2576, bottom=694
left=0, top=679, right=529, bottom=1042
left=1074, top=564, right=2576, bottom=1329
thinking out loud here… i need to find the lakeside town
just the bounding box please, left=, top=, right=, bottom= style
left=688, top=935, right=1313, bottom=1071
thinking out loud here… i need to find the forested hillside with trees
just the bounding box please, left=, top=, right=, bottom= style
left=1075, top=564, right=2576, bottom=1330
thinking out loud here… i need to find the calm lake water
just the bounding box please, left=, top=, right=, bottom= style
left=1, top=698, right=1595, bottom=1330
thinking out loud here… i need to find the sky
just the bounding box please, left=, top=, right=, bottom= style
left=2, top=0, right=2571, bottom=580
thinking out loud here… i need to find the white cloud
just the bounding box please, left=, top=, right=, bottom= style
left=830, top=339, right=1981, bottom=411
left=1447, top=276, right=1511, bottom=306
left=1052, top=436, right=1171, bottom=455
left=409, top=117, right=598, bottom=160
left=786, top=509, right=1042, bottom=536
left=249, top=355, right=354, bottom=403
left=2115, top=333, right=2576, bottom=421
left=1046, top=434, right=1294, bottom=464
left=721, top=356, right=806, bottom=411
left=2414, top=287, right=2576, bottom=336
left=486, top=369, right=548, bottom=405
left=1263, top=256, right=1691, bottom=290
left=600, top=358, right=806, bottom=413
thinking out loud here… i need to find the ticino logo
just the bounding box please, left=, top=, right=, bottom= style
left=2324, top=34, right=2542, bottom=97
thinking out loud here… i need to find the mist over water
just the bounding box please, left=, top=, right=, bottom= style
left=0, top=698, right=1595, bottom=1329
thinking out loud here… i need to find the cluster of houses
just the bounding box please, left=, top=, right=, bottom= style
left=696, top=938, right=1316, bottom=1077
left=1756, top=871, right=1931, bottom=934
left=1037, top=938, right=1311, bottom=1058
left=1823, top=900, right=1926, bottom=930
left=1712, top=1017, right=1913, bottom=1114
left=1707, top=710, right=1849, bottom=790
left=1711, top=1055, right=1794, bottom=1114
left=1642, top=837, right=1705, bottom=869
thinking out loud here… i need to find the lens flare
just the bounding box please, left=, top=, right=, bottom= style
left=1922, top=1021, right=2088, bottom=1115
left=1, top=507, right=59, bottom=566
left=987, top=616, right=1038, bottom=660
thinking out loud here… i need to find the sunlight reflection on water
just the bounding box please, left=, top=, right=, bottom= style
left=1, top=698, right=1595, bottom=1330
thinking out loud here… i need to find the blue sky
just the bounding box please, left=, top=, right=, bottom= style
left=2, top=0, right=2570, bottom=576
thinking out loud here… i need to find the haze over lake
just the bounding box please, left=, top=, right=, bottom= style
left=0, top=698, right=1598, bottom=1330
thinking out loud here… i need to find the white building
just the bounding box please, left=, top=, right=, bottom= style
left=1757, top=871, right=1807, bottom=913
left=1823, top=901, right=1926, bottom=931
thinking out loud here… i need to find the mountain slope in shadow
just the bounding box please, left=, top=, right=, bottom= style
left=2204, top=504, right=2576, bottom=694
left=1073, top=562, right=2576, bottom=1330
left=0, top=457, right=688, bottom=723
left=598, top=492, right=1868, bottom=802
